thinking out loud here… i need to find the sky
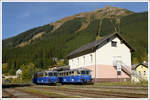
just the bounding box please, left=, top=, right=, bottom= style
left=2, top=2, right=148, bottom=40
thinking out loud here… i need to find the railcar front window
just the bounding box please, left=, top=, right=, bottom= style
left=38, top=73, right=43, bottom=77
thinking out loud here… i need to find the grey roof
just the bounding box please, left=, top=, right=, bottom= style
left=67, top=32, right=135, bottom=58
left=131, top=64, right=139, bottom=70
left=60, top=68, right=92, bottom=73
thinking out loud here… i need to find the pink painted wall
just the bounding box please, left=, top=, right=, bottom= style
left=84, top=64, right=130, bottom=79
left=96, top=64, right=130, bottom=78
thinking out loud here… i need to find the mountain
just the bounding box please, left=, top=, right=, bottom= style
left=2, top=6, right=148, bottom=74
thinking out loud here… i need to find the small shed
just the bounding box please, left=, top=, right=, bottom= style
left=131, top=61, right=148, bottom=82
left=16, top=69, right=22, bottom=78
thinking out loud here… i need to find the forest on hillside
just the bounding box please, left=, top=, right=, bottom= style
left=2, top=12, right=148, bottom=76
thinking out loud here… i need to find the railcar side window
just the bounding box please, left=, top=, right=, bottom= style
left=54, top=73, right=57, bottom=76
left=49, top=73, right=53, bottom=76
left=81, top=71, right=86, bottom=75
left=69, top=72, right=71, bottom=76
left=77, top=71, right=80, bottom=74
left=74, top=71, right=78, bottom=75
left=86, top=71, right=89, bottom=75
left=71, top=71, right=74, bottom=76
left=45, top=73, right=48, bottom=77
left=64, top=72, right=66, bottom=76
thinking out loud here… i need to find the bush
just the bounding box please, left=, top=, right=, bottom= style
left=21, top=63, right=36, bottom=80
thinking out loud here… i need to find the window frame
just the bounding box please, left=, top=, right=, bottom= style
left=117, top=71, right=121, bottom=75
left=111, top=41, right=117, bottom=47
left=144, top=71, right=146, bottom=75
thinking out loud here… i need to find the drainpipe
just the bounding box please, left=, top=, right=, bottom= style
left=94, top=48, right=96, bottom=83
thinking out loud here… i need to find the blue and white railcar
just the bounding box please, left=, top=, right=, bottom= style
left=59, top=68, right=92, bottom=83
left=32, top=71, right=59, bottom=84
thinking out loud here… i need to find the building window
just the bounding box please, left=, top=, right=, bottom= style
left=144, top=71, right=146, bottom=75
left=117, top=71, right=121, bottom=75
left=139, top=71, right=141, bottom=75
left=90, top=54, right=93, bottom=63
left=111, top=41, right=117, bottom=47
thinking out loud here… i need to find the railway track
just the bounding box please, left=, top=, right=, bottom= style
left=2, top=83, right=148, bottom=98
left=32, top=86, right=147, bottom=98
left=34, top=84, right=147, bottom=90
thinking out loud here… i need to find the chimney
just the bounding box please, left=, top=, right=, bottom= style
left=143, top=61, right=147, bottom=64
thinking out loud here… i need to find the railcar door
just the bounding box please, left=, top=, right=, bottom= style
left=37, top=72, right=44, bottom=84
left=48, top=72, right=53, bottom=83
left=43, top=72, right=49, bottom=84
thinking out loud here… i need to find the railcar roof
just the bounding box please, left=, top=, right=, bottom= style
left=45, top=70, right=58, bottom=73
left=59, top=68, right=91, bottom=73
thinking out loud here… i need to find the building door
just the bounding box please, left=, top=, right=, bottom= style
left=113, top=56, right=122, bottom=76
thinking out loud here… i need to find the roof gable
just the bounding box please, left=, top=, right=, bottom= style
left=67, top=32, right=135, bottom=58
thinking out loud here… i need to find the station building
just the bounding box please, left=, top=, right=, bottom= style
left=67, top=33, right=134, bottom=82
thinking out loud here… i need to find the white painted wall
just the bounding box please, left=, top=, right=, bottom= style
left=96, top=37, right=131, bottom=67
left=69, top=37, right=132, bottom=70
left=69, top=52, right=95, bottom=69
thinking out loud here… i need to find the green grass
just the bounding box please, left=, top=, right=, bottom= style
left=2, top=78, right=32, bottom=84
